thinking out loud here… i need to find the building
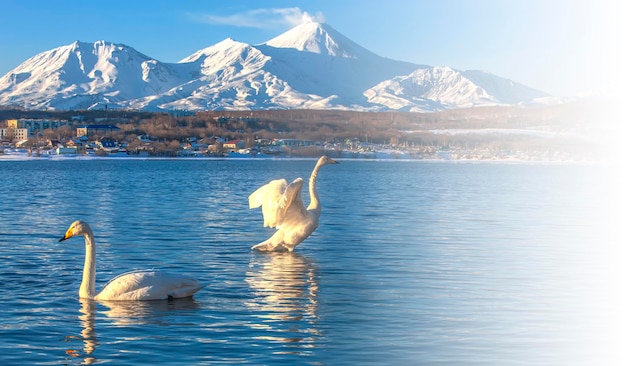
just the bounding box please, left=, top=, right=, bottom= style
left=272, top=138, right=316, bottom=147
left=223, top=139, right=246, bottom=151
left=95, top=137, right=118, bottom=151
left=76, top=124, right=121, bottom=137
left=0, top=128, right=29, bottom=142
left=7, top=119, right=71, bottom=134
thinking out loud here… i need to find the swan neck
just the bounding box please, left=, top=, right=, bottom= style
left=307, top=161, right=322, bottom=211
left=80, top=229, right=97, bottom=299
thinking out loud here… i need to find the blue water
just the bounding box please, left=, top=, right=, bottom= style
left=0, top=158, right=623, bottom=365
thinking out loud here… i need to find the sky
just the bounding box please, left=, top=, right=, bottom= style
left=0, top=0, right=623, bottom=97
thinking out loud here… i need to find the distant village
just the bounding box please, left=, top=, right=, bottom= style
left=0, top=116, right=424, bottom=159
left=0, top=103, right=605, bottom=161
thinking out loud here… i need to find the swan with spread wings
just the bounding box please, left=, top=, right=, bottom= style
left=248, top=156, right=338, bottom=252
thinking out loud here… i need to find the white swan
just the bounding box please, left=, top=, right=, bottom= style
left=59, top=220, right=204, bottom=301
left=248, top=155, right=338, bottom=252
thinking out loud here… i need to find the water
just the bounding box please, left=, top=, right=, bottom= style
left=0, top=158, right=623, bottom=365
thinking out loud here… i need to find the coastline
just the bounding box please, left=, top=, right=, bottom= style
left=0, top=147, right=605, bottom=165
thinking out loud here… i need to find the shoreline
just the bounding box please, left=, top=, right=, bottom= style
left=0, top=149, right=605, bottom=165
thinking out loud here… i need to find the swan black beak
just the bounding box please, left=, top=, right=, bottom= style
left=59, top=236, right=68, bottom=242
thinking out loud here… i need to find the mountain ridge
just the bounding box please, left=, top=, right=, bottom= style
left=0, top=21, right=549, bottom=112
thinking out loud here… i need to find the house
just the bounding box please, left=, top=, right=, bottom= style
left=56, top=147, right=77, bottom=155
left=203, top=136, right=226, bottom=145
left=185, top=141, right=209, bottom=151
left=137, top=135, right=153, bottom=143
left=272, top=138, right=316, bottom=147
left=223, top=139, right=245, bottom=151
left=95, top=137, right=118, bottom=152
left=76, top=124, right=120, bottom=137
left=182, top=141, right=209, bottom=156
left=66, top=138, right=84, bottom=147
left=47, top=139, right=62, bottom=148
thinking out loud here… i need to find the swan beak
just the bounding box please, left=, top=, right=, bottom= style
left=328, top=158, right=338, bottom=164
left=59, top=229, right=73, bottom=242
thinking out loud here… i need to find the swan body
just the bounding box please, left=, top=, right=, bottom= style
left=248, top=155, right=337, bottom=252
left=59, top=220, right=204, bottom=301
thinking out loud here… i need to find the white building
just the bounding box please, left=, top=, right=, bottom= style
left=0, top=128, right=29, bottom=142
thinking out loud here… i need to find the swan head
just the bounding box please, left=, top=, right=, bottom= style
left=319, top=155, right=338, bottom=166
left=59, top=220, right=91, bottom=242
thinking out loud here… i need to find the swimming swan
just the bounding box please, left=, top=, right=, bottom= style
left=248, top=155, right=338, bottom=252
left=59, top=220, right=204, bottom=301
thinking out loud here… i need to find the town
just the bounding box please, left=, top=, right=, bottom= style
left=0, top=102, right=604, bottom=161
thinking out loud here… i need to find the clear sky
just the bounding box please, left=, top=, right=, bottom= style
left=0, top=0, right=622, bottom=97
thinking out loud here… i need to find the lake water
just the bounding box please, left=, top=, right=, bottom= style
left=0, top=158, right=623, bottom=365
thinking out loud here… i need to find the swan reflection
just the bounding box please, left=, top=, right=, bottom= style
left=65, top=299, right=97, bottom=364
left=65, top=297, right=200, bottom=363
left=245, top=252, right=320, bottom=350
left=98, top=296, right=200, bottom=326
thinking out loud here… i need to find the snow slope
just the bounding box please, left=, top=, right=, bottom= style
left=0, top=22, right=548, bottom=111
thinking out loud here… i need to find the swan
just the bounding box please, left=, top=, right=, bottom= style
left=59, top=220, right=204, bottom=301
left=248, top=155, right=338, bottom=252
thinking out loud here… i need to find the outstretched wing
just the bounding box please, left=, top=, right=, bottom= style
left=249, top=179, right=288, bottom=227
left=276, top=178, right=307, bottom=226
left=249, top=178, right=306, bottom=228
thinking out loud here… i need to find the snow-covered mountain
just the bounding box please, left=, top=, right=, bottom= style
left=0, top=22, right=548, bottom=111
left=264, top=21, right=377, bottom=59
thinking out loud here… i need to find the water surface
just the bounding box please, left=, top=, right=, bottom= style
left=0, top=159, right=623, bottom=365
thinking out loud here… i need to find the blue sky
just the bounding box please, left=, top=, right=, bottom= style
left=0, top=0, right=622, bottom=97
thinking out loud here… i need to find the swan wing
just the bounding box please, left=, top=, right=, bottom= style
left=248, top=178, right=290, bottom=228
left=95, top=270, right=204, bottom=301
left=276, top=178, right=307, bottom=226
